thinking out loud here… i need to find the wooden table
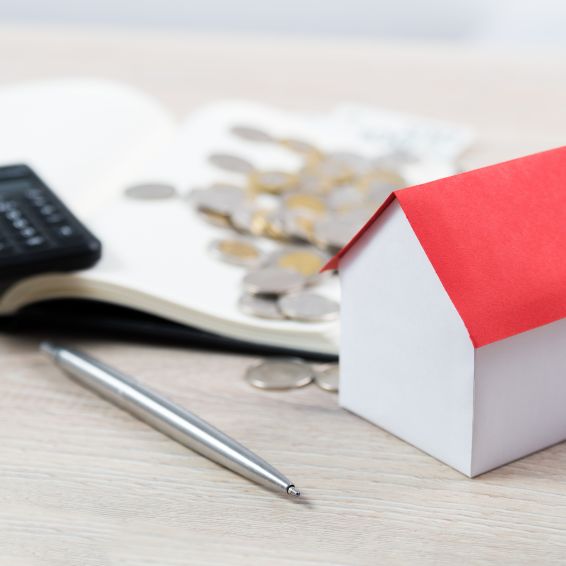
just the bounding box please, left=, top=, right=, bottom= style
left=1, top=25, right=565, bottom=565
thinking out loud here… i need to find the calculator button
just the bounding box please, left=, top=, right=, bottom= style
left=5, top=209, right=22, bottom=220
left=19, top=227, right=36, bottom=238
left=24, top=236, right=47, bottom=248
left=12, top=218, right=28, bottom=230
left=31, top=197, right=47, bottom=208
left=40, top=204, right=57, bottom=216
left=46, top=213, right=65, bottom=224
left=0, top=201, right=15, bottom=213
left=56, top=225, right=74, bottom=237
left=24, top=188, right=43, bottom=199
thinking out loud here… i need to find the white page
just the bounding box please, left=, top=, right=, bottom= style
left=0, top=78, right=175, bottom=215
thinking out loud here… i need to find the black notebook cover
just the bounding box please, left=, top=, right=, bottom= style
left=0, top=299, right=338, bottom=362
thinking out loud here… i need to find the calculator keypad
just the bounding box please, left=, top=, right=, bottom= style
left=0, top=165, right=101, bottom=279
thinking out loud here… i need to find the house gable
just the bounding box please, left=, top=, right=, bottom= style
left=340, top=200, right=476, bottom=475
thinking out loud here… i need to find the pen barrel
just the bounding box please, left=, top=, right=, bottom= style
left=53, top=348, right=292, bottom=494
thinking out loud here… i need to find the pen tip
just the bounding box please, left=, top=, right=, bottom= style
left=287, top=485, right=300, bottom=497
left=40, top=341, right=58, bottom=359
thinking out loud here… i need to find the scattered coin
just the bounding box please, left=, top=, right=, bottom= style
left=208, top=153, right=255, bottom=174
left=282, top=209, right=317, bottom=242
left=314, top=365, right=339, bottom=392
left=245, top=359, right=314, bottom=390
left=284, top=192, right=327, bottom=215
left=208, top=238, right=263, bottom=267
left=230, top=125, right=274, bottom=143
left=243, top=267, right=306, bottom=296
left=248, top=170, right=297, bottom=194
left=124, top=182, right=178, bottom=200
left=313, top=215, right=361, bottom=252
left=191, top=133, right=418, bottom=323
left=197, top=208, right=233, bottom=228
left=278, top=291, right=339, bottom=322
left=238, top=293, right=285, bottom=320
left=190, top=185, right=246, bottom=218
left=266, top=247, right=329, bottom=278
left=327, top=184, right=365, bottom=212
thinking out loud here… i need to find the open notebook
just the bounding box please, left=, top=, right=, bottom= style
left=0, top=79, right=472, bottom=357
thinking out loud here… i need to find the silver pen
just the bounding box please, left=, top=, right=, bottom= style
left=40, top=342, right=301, bottom=498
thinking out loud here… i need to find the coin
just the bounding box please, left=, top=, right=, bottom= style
left=245, top=359, right=314, bottom=390
left=208, top=238, right=263, bottom=267
left=124, top=182, right=177, bottom=200
left=283, top=192, right=327, bottom=215
left=326, top=151, right=373, bottom=176
left=197, top=208, right=233, bottom=228
left=242, top=267, right=306, bottom=296
left=279, top=138, right=323, bottom=166
left=238, top=293, right=285, bottom=319
left=278, top=291, right=339, bottom=322
left=248, top=170, right=297, bottom=194
left=266, top=247, right=330, bottom=278
left=326, top=184, right=365, bottom=212
left=208, top=153, right=255, bottom=174
left=230, top=125, right=274, bottom=143
left=282, top=209, right=317, bottom=242
left=313, top=215, right=361, bottom=252
left=190, top=185, right=246, bottom=218
left=262, top=210, right=287, bottom=240
left=312, top=158, right=354, bottom=185
left=314, top=365, right=339, bottom=392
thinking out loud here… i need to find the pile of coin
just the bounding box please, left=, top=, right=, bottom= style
left=244, top=358, right=339, bottom=393
left=187, top=124, right=410, bottom=322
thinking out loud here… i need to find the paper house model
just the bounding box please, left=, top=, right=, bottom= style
left=325, top=146, right=566, bottom=477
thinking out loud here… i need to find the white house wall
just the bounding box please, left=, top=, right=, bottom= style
left=340, top=200, right=476, bottom=475
left=472, top=316, right=566, bottom=476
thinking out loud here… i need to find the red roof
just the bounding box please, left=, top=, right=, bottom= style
left=325, top=146, right=566, bottom=348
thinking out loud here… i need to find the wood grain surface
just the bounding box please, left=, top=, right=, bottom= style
left=0, top=25, right=565, bottom=565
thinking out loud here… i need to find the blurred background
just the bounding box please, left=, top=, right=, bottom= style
left=0, top=0, right=565, bottom=46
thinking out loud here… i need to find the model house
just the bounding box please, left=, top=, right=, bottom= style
left=325, top=146, right=566, bottom=476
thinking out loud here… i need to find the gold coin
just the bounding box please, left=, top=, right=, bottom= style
left=284, top=193, right=327, bottom=215
left=274, top=249, right=328, bottom=277
left=248, top=170, right=297, bottom=194
left=263, top=211, right=287, bottom=240
left=248, top=209, right=271, bottom=236
left=209, top=238, right=263, bottom=267
left=283, top=210, right=317, bottom=242
left=197, top=209, right=232, bottom=228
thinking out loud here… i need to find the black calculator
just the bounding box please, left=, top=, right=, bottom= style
left=0, top=164, right=102, bottom=280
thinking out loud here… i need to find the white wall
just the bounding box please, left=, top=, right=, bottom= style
left=0, top=0, right=565, bottom=45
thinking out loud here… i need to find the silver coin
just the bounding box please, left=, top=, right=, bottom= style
left=230, top=125, right=274, bottom=143
left=313, top=215, right=361, bottom=252
left=208, top=238, right=264, bottom=267
left=124, top=182, right=178, bottom=200
left=190, top=185, right=245, bottom=217
left=238, top=293, right=285, bottom=320
left=315, top=365, right=339, bottom=392
left=281, top=138, right=319, bottom=155
left=208, top=153, right=255, bottom=174
left=245, top=358, right=314, bottom=390
left=242, top=267, right=306, bottom=296
left=230, top=204, right=254, bottom=233
left=326, top=151, right=373, bottom=176
left=278, top=291, right=339, bottom=322
left=326, top=184, right=365, bottom=212
left=281, top=208, right=316, bottom=242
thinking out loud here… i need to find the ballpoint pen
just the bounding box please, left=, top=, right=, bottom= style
left=40, top=342, right=301, bottom=498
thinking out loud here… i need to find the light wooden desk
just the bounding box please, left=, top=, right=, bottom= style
left=0, top=25, right=565, bottom=566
